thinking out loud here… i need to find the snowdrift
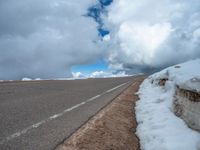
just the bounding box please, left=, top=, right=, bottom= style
left=136, top=59, right=200, bottom=150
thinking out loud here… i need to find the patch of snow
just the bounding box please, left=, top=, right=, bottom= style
left=136, top=59, right=200, bottom=150
left=152, top=59, right=200, bottom=88
left=179, top=78, right=200, bottom=93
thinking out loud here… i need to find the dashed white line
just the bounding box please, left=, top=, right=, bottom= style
left=0, top=81, right=130, bottom=145
left=86, top=94, right=101, bottom=102
left=106, top=82, right=127, bottom=93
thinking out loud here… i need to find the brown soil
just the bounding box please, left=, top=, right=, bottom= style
left=56, top=76, right=146, bottom=150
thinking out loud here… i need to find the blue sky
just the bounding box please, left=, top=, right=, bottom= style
left=71, top=0, right=112, bottom=74
left=71, top=60, right=108, bottom=74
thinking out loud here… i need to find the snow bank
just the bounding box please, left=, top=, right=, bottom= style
left=136, top=59, right=200, bottom=150
left=152, top=59, right=200, bottom=89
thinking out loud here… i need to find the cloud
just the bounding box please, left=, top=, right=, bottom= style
left=72, top=70, right=129, bottom=78
left=1, top=0, right=200, bottom=79
left=72, top=72, right=85, bottom=79
left=104, top=0, right=200, bottom=72
left=0, top=0, right=105, bottom=80
left=89, top=70, right=129, bottom=78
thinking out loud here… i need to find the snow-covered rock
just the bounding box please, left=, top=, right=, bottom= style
left=136, top=59, right=200, bottom=150
left=174, top=86, right=200, bottom=131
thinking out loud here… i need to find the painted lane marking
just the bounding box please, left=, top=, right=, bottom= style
left=106, top=82, right=127, bottom=93
left=0, top=81, right=130, bottom=145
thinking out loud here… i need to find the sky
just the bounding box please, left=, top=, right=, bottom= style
left=71, top=60, right=108, bottom=75
left=0, top=0, right=200, bottom=80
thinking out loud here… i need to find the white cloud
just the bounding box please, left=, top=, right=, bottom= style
left=72, top=72, right=85, bottom=79
left=103, top=34, right=111, bottom=41
left=117, top=22, right=172, bottom=65
left=89, top=70, right=129, bottom=78
left=104, top=0, right=200, bottom=71
left=90, top=71, right=110, bottom=78
left=2, top=0, right=200, bottom=79
left=71, top=70, right=129, bottom=79
left=22, top=77, right=32, bottom=81
left=0, top=0, right=102, bottom=80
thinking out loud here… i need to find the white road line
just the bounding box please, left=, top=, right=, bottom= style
left=106, top=82, right=127, bottom=93
left=0, top=81, right=130, bottom=145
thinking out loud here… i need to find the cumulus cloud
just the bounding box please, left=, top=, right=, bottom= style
left=72, top=70, right=129, bottom=79
left=0, top=0, right=105, bottom=80
left=1, top=0, right=200, bottom=80
left=104, top=0, right=200, bottom=72
left=72, top=72, right=85, bottom=79
left=89, top=70, right=128, bottom=78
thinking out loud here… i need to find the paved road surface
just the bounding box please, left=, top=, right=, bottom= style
left=0, top=76, right=139, bottom=150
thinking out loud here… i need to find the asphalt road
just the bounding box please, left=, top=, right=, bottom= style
left=0, top=76, right=138, bottom=150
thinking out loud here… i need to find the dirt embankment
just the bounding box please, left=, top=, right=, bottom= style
left=56, top=76, right=146, bottom=150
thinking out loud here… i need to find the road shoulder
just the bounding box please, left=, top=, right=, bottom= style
left=56, top=77, right=145, bottom=150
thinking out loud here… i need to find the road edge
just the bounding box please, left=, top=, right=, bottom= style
left=55, top=76, right=146, bottom=150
